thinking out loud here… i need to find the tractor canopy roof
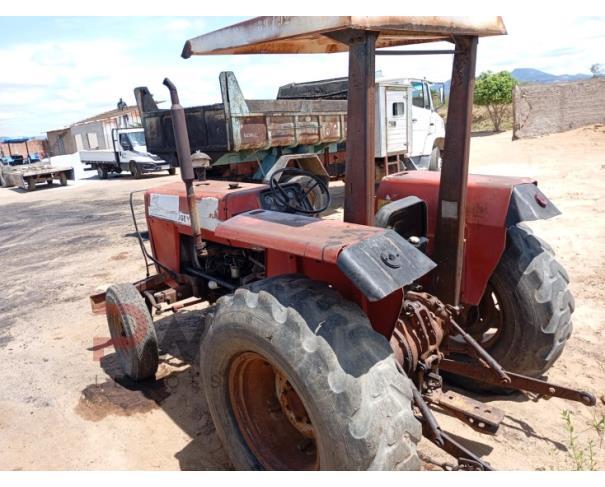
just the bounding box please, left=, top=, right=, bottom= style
left=182, top=16, right=506, bottom=58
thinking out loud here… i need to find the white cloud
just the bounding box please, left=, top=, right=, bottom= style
left=0, top=16, right=603, bottom=137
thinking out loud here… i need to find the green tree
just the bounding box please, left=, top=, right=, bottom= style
left=474, top=70, right=517, bottom=132
left=590, top=63, right=604, bottom=77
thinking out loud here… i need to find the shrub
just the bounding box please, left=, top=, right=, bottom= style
left=474, top=71, right=517, bottom=132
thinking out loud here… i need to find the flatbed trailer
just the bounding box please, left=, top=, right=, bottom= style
left=0, top=162, right=75, bottom=191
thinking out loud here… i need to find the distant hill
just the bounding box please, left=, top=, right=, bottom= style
left=442, top=68, right=592, bottom=95
left=511, top=68, right=591, bottom=84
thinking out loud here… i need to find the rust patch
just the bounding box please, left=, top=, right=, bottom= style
left=76, top=378, right=170, bottom=421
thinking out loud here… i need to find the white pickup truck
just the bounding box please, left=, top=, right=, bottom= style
left=79, top=128, right=174, bottom=179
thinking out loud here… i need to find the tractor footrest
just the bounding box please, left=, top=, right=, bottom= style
left=427, top=389, right=504, bottom=434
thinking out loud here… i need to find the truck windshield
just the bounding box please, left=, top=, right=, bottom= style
left=127, top=132, right=146, bottom=147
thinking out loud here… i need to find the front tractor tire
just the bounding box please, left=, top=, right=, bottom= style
left=451, top=224, right=574, bottom=392
left=105, top=283, right=159, bottom=381
left=200, top=275, right=421, bottom=471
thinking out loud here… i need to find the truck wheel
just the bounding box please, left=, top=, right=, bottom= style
left=428, top=146, right=441, bottom=171
left=168, top=167, right=176, bottom=176
left=97, top=166, right=108, bottom=180
left=26, top=178, right=36, bottom=191
left=129, top=161, right=142, bottom=179
left=448, top=224, right=574, bottom=393
left=59, top=173, right=67, bottom=186
left=105, top=283, right=159, bottom=381
left=201, top=275, right=421, bottom=470
left=46, top=178, right=53, bottom=186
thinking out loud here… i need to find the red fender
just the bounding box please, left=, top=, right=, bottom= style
left=376, top=171, right=536, bottom=305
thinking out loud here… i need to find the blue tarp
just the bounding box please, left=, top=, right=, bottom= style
left=3, top=137, right=30, bottom=144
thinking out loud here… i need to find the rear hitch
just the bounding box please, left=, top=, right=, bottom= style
left=410, top=380, right=493, bottom=471
left=425, top=388, right=504, bottom=434
left=439, top=358, right=597, bottom=406
left=392, top=290, right=596, bottom=470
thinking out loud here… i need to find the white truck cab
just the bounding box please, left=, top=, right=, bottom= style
left=409, top=79, right=445, bottom=170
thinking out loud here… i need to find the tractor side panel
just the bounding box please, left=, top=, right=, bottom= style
left=377, top=171, right=535, bottom=305
left=147, top=218, right=182, bottom=272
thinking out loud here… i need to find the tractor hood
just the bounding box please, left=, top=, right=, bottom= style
left=214, top=209, right=436, bottom=301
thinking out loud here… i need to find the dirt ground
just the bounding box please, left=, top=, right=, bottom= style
left=1, top=125, right=604, bottom=471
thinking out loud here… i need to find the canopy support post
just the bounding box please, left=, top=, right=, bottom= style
left=433, top=35, right=478, bottom=305
left=328, top=29, right=378, bottom=226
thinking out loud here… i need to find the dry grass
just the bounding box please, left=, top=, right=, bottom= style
left=437, top=103, right=513, bottom=133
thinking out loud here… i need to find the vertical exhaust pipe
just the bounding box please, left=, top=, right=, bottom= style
left=163, top=78, right=205, bottom=265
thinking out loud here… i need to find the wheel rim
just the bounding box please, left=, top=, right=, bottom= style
left=228, top=352, right=319, bottom=470
left=462, top=283, right=505, bottom=350
left=107, top=308, right=132, bottom=366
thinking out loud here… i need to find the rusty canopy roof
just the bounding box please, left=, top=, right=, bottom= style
left=182, top=16, right=506, bottom=58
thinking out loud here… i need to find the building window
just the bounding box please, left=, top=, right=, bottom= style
left=87, top=132, right=99, bottom=150
left=75, top=133, right=84, bottom=152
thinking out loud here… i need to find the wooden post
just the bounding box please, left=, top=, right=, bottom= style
left=342, top=30, right=377, bottom=225
left=433, top=36, right=478, bottom=305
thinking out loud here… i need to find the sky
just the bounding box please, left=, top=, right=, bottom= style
left=0, top=15, right=603, bottom=137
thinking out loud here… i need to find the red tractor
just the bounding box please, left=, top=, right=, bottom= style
left=92, top=17, right=595, bottom=470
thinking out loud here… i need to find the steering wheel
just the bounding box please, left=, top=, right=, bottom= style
left=269, top=167, right=331, bottom=215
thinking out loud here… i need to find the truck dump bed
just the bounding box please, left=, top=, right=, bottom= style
left=135, top=72, right=348, bottom=167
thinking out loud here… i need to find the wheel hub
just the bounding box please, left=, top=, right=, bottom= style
left=275, top=370, right=314, bottom=439
left=228, top=352, right=318, bottom=470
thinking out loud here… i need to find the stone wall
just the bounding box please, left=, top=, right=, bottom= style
left=513, top=78, right=605, bottom=139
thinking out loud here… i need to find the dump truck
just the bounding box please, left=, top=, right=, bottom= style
left=135, top=72, right=348, bottom=180
left=135, top=73, right=444, bottom=181
left=79, top=127, right=173, bottom=179
left=92, top=16, right=595, bottom=471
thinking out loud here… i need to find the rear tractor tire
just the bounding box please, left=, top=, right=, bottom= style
left=105, top=283, right=159, bottom=381
left=200, top=275, right=421, bottom=470
left=448, top=224, right=574, bottom=393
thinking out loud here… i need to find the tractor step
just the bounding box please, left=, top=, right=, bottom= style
left=426, top=389, right=504, bottom=434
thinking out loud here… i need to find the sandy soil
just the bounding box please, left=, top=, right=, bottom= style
left=0, top=126, right=604, bottom=471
